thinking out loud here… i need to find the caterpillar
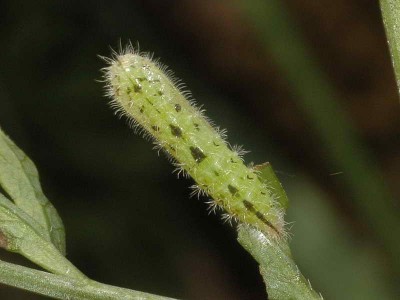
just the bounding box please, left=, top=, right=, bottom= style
left=102, top=45, right=286, bottom=239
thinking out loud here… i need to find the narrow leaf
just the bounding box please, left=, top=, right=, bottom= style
left=0, top=128, right=65, bottom=254
left=0, top=193, right=84, bottom=279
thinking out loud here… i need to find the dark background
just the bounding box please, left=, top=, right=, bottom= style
left=0, top=1, right=399, bottom=299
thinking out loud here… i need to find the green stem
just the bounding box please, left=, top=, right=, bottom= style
left=237, top=225, right=321, bottom=300
left=380, top=0, right=400, bottom=97
left=0, top=259, right=177, bottom=300
left=245, top=163, right=321, bottom=299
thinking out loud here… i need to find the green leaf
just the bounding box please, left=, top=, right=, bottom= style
left=237, top=225, right=321, bottom=300
left=0, top=128, right=65, bottom=254
left=0, top=192, right=85, bottom=279
left=255, top=162, right=289, bottom=210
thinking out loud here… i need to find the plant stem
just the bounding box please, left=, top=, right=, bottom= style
left=237, top=225, right=321, bottom=300
left=244, top=164, right=321, bottom=299
left=0, top=259, right=177, bottom=300
left=380, top=0, right=400, bottom=98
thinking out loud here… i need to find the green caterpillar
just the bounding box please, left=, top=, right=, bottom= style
left=103, top=45, right=285, bottom=239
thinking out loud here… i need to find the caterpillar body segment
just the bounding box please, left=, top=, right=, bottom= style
left=103, top=47, right=285, bottom=239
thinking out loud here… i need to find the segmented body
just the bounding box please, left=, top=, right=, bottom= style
left=104, top=48, right=285, bottom=238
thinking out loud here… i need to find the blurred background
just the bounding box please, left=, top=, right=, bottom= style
left=0, top=0, right=399, bottom=299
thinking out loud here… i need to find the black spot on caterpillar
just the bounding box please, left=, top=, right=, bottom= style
left=169, top=124, right=183, bottom=138
left=242, top=200, right=279, bottom=235
left=174, top=104, right=182, bottom=112
left=190, top=146, right=207, bottom=163
left=228, top=184, right=239, bottom=197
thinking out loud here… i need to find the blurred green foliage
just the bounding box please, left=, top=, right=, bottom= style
left=238, top=0, right=400, bottom=265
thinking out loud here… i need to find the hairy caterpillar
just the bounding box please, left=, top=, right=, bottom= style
left=102, top=45, right=285, bottom=239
